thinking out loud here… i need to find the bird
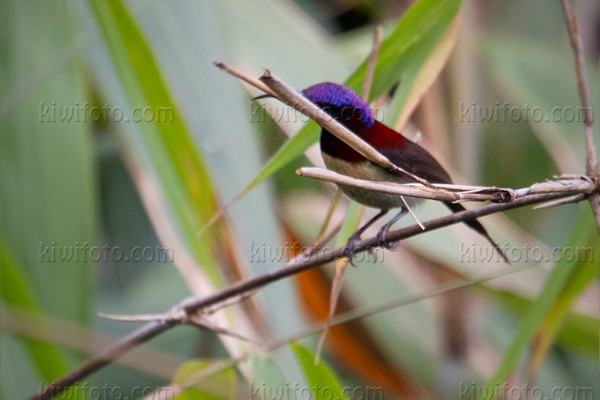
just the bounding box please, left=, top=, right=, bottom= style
left=297, top=82, right=509, bottom=264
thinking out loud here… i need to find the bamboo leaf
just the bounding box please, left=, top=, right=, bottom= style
left=1, top=0, right=95, bottom=396
left=291, top=342, right=347, bottom=400
left=87, top=0, right=252, bottom=370
left=527, top=222, right=599, bottom=379
left=173, top=360, right=236, bottom=400
left=481, top=208, right=598, bottom=399
left=0, top=245, right=80, bottom=400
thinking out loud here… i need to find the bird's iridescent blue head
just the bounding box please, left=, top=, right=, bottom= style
left=302, top=82, right=374, bottom=128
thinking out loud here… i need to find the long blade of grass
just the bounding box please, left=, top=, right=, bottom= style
left=87, top=0, right=252, bottom=366
left=0, top=245, right=80, bottom=400
left=481, top=207, right=598, bottom=399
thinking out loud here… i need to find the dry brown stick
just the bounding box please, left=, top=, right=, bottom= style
left=213, top=61, right=278, bottom=98
left=31, top=191, right=572, bottom=400
left=532, top=193, right=586, bottom=210
left=298, top=167, right=597, bottom=203
left=559, top=0, right=598, bottom=176
left=299, top=167, right=504, bottom=202
left=559, top=0, right=600, bottom=232
left=259, top=69, right=432, bottom=187
left=361, top=25, right=382, bottom=102
left=144, top=260, right=541, bottom=399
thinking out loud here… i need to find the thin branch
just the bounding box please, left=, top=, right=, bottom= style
left=401, top=195, right=425, bottom=230
left=213, top=61, right=278, bottom=98
left=532, top=193, right=586, bottom=210
left=361, top=25, right=382, bottom=102
left=297, top=167, right=596, bottom=203
left=315, top=189, right=342, bottom=239
left=31, top=190, right=573, bottom=400
left=145, top=261, right=540, bottom=399
left=559, top=0, right=598, bottom=176
left=559, top=0, right=600, bottom=233
left=2, top=307, right=180, bottom=380
left=299, top=167, right=503, bottom=202
left=258, top=69, right=432, bottom=187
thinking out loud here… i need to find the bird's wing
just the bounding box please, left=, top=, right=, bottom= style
left=365, top=121, right=452, bottom=183
left=377, top=140, right=453, bottom=184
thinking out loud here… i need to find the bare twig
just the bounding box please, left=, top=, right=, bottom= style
left=299, top=167, right=502, bottom=202
left=559, top=0, right=598, bottom=176
left=2, top=307, right=180, bottom=380
left=559, top=0, right=600, bottom=232
left=315, top=189, right=342, bottom=239
left=259, top=69, right=432, bottom=186
left=145, top=261, right=540, bottom=399
left=401, top=195, right=425, bottom=230
left=532, top=193, right=586, bottom=210
left=98, top=290, right=257, bottom=343
left=31, top=191, right=573, bottom=400
left=297, top=167, right=597, bottom=203
left=213, top=61, right=278, bottom=98
left=361, top=25, right=382, bottom=102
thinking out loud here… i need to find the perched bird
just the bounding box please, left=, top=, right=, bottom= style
left=298, top=82, right=508, bottom=263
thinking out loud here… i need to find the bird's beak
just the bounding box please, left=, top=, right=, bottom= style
left=252, top=94, right=273, bottom=101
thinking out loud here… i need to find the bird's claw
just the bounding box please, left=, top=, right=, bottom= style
left=343, top=234, right=361, bottom=268
left=377, top=229, right=399, bottom=250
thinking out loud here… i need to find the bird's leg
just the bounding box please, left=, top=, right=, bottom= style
left=344, top=209, right=388, bottom=267
left=376, top=208, right=408, bottom=250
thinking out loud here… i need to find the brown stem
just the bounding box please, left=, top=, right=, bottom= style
left=361, top=25, right=382, bottom=101
left=559, top=0, right=600, bottom=232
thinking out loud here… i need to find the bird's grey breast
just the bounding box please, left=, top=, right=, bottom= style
left=322, top=153, right=420, bottom=210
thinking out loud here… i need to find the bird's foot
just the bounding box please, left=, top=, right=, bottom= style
left=376, top=227, right=399, bottom=250
left=343, top=233, right=363, bottom=268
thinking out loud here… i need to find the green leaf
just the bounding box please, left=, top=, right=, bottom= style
left=291, top=342, right=347, bottom=400
left=481, top=208, right=599, bottom=399
left=528, top=220, right=599, bottom=377
left=345, top=0, right=461, bottom=102
left=238, top=0, right=462, bottom=197
left=238, top=121, right=320, bottom=199
left=248, top=354, right=290, bottom=398
left=0, top=245, right=81, bottom=400
left=479, top=287, right=599, bottom=359
left=1, top=0, right=94, bottom=396
left=173, top=360, right=236, bottom=400
left=87, top=0, right=258, bottom=379
left=88, top=0, right=220, bottom=280
left=482, top=36, right=599, bottom=173
left=386, top=21, right=457, bottom=129
left=1, top=0, right=94, bottom=324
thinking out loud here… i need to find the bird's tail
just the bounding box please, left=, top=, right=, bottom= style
left=445, top=202, right=509, bottom=264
